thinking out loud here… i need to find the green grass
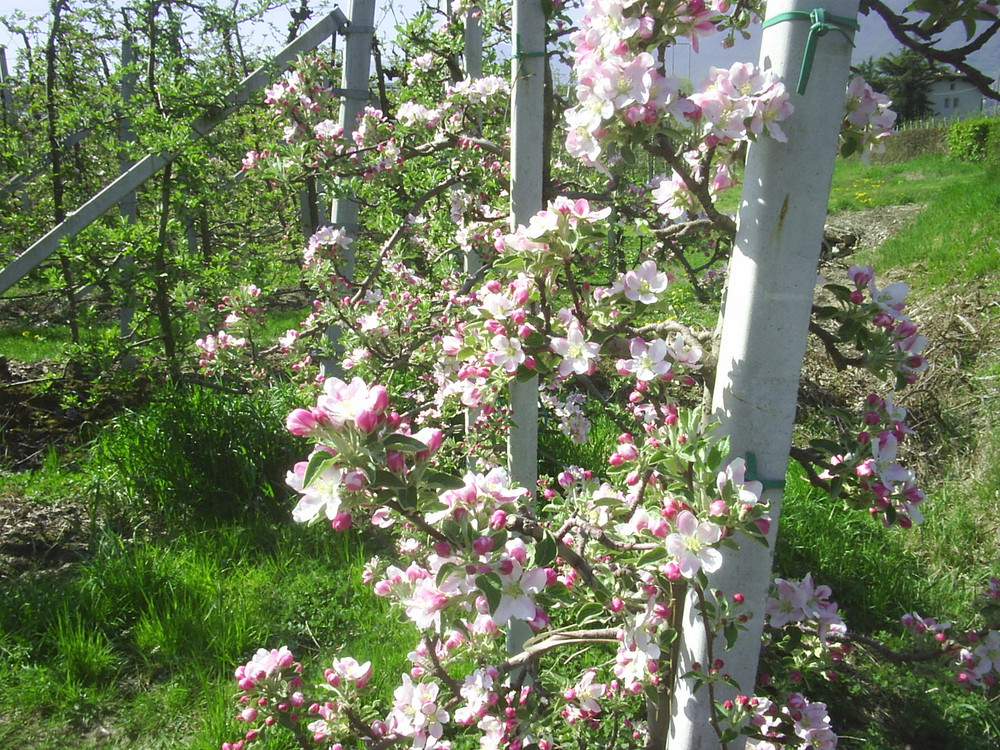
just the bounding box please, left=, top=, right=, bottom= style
left=826, top=153, right=987, bottom=212
left=0, top=322, right=76, bottom=362
left=89, top=383, right=303, bottom=527
left=828, top=152, right=1000, bottom=290
left=0, top=380, right=415, bottom=748
left=0, top=520, right=411, bottom=748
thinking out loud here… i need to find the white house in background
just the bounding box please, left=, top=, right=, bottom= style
left=928, top=77, right=983, bottom=118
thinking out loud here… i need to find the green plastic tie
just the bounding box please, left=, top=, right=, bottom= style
left=762, top=8, right=860, bottom=95
left=744, top=452, right=787, bottom=491
left=513, top=33, right=546, bottom=60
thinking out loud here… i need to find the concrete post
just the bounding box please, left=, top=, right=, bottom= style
left=321, top=0, right=374, bottom=374
left=508, top=0, right=545, bottom=498
left=666, top=2, right=861, bottom=749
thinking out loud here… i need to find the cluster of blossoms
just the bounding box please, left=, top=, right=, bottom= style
left=303, top=225, right=353, bottom=269
left=565, top=0, right=760, bottom=172
left=497, top=196, right=612, bottom=274
left=224, top=647, right=305, bottom=750
left=810, top=265, right=930, bottom=527
left=899, top=577, right=1000, bottom=690
left=843, top=263, right=928, bottom=384
left=840, top=76, right=897, bottom=163
left=650, top=62, right=792, bottom=219
left=540, top=389, right=591, bottom=443
left=194, top=329, right=248, bottom=373
left=820, top=390, right=926, bottom=528
left=766, top=574, right=846, bottom=645
left=284, top=375, right=446, bottom=530
left=749, top=693, right=837, bottom=750
left=190, top=284, right=266, bottom=375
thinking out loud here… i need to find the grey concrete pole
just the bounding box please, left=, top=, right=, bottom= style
left=119, top=34, right=139, bottom=361
left=330, top=0, right=375, bottom=242
left=322, top=0, right=374, bottom=375
left=508, top=0, right=545, bottom=496
left=666, top=2, right=861, bottom=749
left=506, top=0, right=546, bottom=661
left=463, top=5, right=485, bottom=448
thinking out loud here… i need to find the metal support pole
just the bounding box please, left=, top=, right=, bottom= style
left=0, top=11, right=346, bottom=296
left=666, top=3, right=861, bottom=749
left=508, top=0, right=544, bottom=496
left=506, top=0, right=546, bottom=663
left=321, top=0, right=375, bottom=375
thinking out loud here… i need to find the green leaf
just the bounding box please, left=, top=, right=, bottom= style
left=436, top=562, right=459, bottom=587
left=658, top=628, right=678, bottom=648
left=383, top=434, right=429, bottom=453
left=829, top=475, right=844, bottom=499
left=824, top=283, right=853, bottom=303
left=398, top=486, right=418, bottom=511
left=303, top=451, right=336, bottom=489
left=637, top=546, right=668, bottom=567
left=424, top=471, right=466, bottom=490
left=809, top=438, right=843, bottom=455
left=724, top=622, right=739, bottom=650
left=372, top=469, right=407, bottom=489
left=534, top=534, right=557, bottom=567
left=515, top=367, right=537, bottom=383
left=440, top=519, right=462, bottom=541
left=476, top=573, right=502, bottom=615
left=575, top=602, right=605, bottom=623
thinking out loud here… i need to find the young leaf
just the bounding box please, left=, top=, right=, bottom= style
left=303, top=451, right=336, bottom=489
left=476, top=573, right=502, bottom=615
left=534, top=534, right=557, bottom=567
left=383, top=434, right=430, bottom=453
left=424, top=471, right=466, bottom=490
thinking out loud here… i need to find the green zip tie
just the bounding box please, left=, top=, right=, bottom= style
left=513, top=33, right=546, bottom=59
left=762, top=8, right=860, bottom=95
left=744, top=452, right=787, bottom=491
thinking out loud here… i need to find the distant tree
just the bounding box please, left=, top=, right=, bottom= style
left=861, top=48, right=943, bottom=122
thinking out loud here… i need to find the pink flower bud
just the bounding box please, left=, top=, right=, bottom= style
left=286, top=408, right=319, bottom=436
left=367, top=384, right=389, bottom=412
left=505, top=538, right=528, bottom=564
left=331, top=511, right=352, bottom=531
left=472, top=536, right=494, bottom=555
left=343, top=470, right=366, bottom=491
left=355, top=408, right=379, bottom=433
left=617, top=443, right=639, bottom=461
left=386, top=450, right=406, bottom=473
left=490, top=509, right=507, bottom=528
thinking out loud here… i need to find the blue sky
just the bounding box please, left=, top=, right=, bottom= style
left=3, top=0, right=998, bottom=90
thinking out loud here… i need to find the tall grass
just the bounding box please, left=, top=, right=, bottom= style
left=89, top=382, right=302, bottom=526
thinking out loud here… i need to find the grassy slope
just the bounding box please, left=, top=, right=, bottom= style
left=773, top=151, right=1000, bottom=748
